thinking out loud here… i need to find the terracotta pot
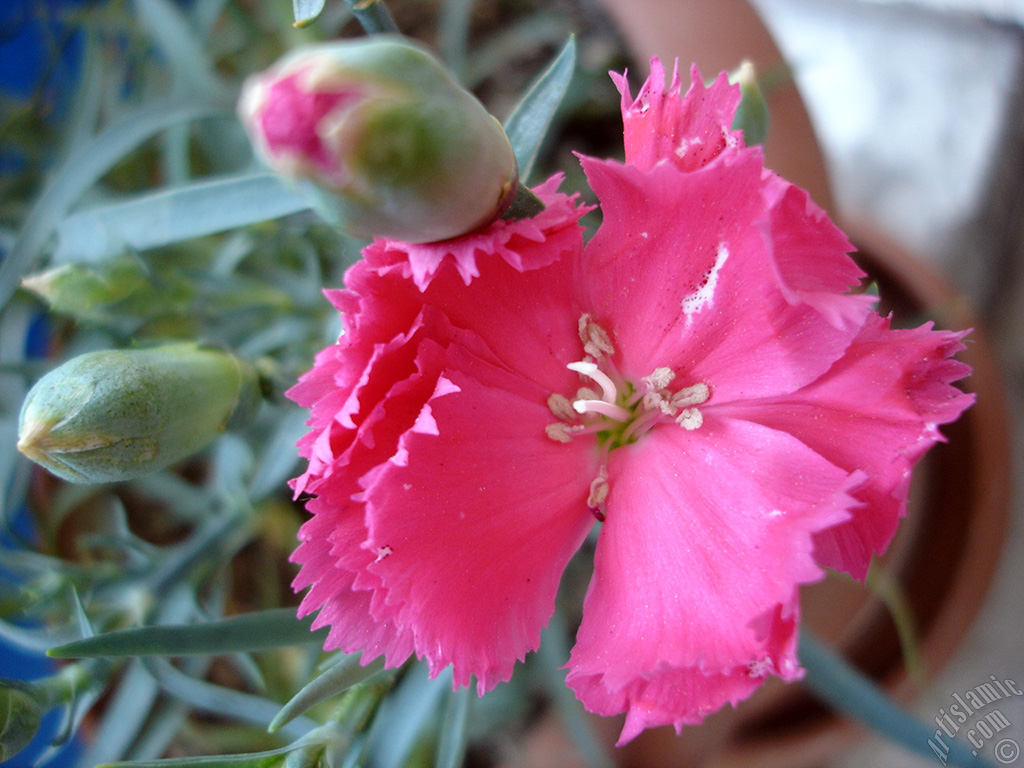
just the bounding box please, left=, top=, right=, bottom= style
left=502, top=2, right=1013, bottom=766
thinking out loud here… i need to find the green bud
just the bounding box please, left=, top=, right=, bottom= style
left=18, top=343, right=261, bottom=484
left=238, top=37, right=518, bottom=243
left=730, top=60, right=770, bottom=147
left=0, top=679, right=45, bottom=762
left=21, top=260, right=149, bottom=322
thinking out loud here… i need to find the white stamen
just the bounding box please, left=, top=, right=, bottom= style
left=573, top=399, right=631, bottom=421
left=578, top=313, right=615, bottom=358
left=644, top=367, right=676, bottom=390
left=642, top=390, right=677, bottom=416
left=587, top=467, right=609, bottom=508
left=374, top=545, right=393, bottom=562
left=681, top=243, right=729, bottom=325
left=672, top=382, right=710, bottom=407
left=547, top=393, right=576, bottom=422
left=568, top=361, right=618, bottom=404
left=545, top=423, right=575, bottom=443
left=676, top=408, right=703, bottom=430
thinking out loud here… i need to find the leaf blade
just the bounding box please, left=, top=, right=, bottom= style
left=52, top=173, right=310, bottom=264
left=49, top=609, right=327, bottom=658
left=502, top=36, right=576, bottom=183
left=269, top=655, right=387, bottom=733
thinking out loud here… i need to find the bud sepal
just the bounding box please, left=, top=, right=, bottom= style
left=18, top=343, right=262, bottom=484
left=239, top=37, right=518, bottom=243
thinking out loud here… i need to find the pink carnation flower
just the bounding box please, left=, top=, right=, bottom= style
left=288, top=61, right=973, bottom=744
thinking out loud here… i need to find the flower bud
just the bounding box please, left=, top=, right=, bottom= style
left=21, top=260, right=148, bottom=322
left=238, top=37, right=518, bottom=243
left=0, top=680, right=45, bottom=762
left=18, top=344, right=261, bottom=484
left=730, top=60, right=769, bottom=147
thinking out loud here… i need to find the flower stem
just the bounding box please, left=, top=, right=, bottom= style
left=344, top=0, right=399, bottom=34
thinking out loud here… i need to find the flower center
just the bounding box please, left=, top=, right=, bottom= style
left=545, top=315, right=711, bottom=450
left=545, top=316, right=711, bottom=521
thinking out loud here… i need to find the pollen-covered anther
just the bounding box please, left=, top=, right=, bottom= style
left=642, top=390, right=676, bottom=416
left=578, top=314, right=615, bottom=359
left=545, top=423, right=576, bottom=443
left=643, top=367, right=676, bottom=390
left=672, top=382, right=710, bottom=407
left=587, top=466, right=609, bottom=514
left=676, top=408, right=703, bottom=430
left=547, top=393, right=577, bottom=422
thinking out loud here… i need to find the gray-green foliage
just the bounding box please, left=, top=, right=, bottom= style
left=0, top=1, right=591, bottom=766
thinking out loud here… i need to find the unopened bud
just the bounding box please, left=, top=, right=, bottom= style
left=0, top=680, right=45, bottom=762
left=730, top=60, right=769, bottom=147
left=18, top=344, right=261, bottom=484
left=238, top=37, right=518, bottom=243
left=21, top=260, right=148, bottom=321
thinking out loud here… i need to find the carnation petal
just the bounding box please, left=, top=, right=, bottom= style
left=761, top=176, right=874, bottom=331
left=717, top=314, right=974, bottom=577
left=580, top=155, right=861, bottom=400
left=612, top=61, right=743, bottom=172
left=362, top=350, right=598, bottom=692
left=566, top=418, right=855, bottom=741
left=363, top=175, right=587, bottom=290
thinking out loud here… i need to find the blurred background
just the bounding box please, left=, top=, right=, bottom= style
left=755, top=1, right=1024, bottom=765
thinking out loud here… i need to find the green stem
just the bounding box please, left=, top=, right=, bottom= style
left=343, top=0, right=399, bottom=34
left=799, top=631, right=995, bottom=768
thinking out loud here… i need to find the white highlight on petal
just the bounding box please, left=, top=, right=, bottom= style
left=681, top=243, right=729, bottom=326
left=374, top=545, right=393, bottom=562
left=568, top=361, right=618, bottom=404
left=675, top=135, right=704, bottom=157
left=747, top=657, right=774, bottom=679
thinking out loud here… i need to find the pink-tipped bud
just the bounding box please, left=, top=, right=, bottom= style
left=239, top=37, right=518, bottom=243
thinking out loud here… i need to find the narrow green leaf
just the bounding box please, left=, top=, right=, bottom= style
left=82, top=660, right=161, bottom=766
left=97, top=743, right=298, bottom=768
left=53, top=174, right=309, bottom=264
left=48, top=609, right=327, bottom=658
left=134, top=0, right=228, bottom=98
left=536, top=612, right=615, bottom=768
left=438, top=0, right=475, bottom=82
left=369, top=665, right=449, bottom=768
left=342, top=0, right=398, bottom=34
left=293, top=0, right=327, bottom=26
left=799, top=631, right=995, bottom=768
left=0, top=97, right=226, bottom=307
left=503, top=36, right=576, bottom=183
left=435, top=686, right=471, bottom=768
left=143, top=658, right=316, bottom=740
left=269, top=655, right=387, bottom=733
